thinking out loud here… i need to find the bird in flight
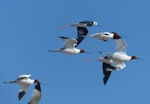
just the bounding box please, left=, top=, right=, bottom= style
left=93, top=32, right=138, bottom=85
left=3, top=74, right=40, bottom=101
left=48, top=36, right=88, bottom=55
left=58, top=21, right=98, bottom=47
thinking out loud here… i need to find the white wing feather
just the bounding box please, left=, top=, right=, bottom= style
left=19, top=74, right=31, bottom=78
left=91, top=32, right=114, bottom=41
left=63, top=38, right=77, bottom=48
left=114, top=38, right=127, bottom=52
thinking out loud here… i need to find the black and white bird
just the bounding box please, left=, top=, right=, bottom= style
left=48, top=36, right=87, bottom=55
left=3, top=74, right=39, bottom=101
left=73, top=21, right=98, bottom=47
left=28, top=82, right=41, bottom=104
left=97, top=32, right=138, bottom=85
left=105, top=32, right=138, bottom=69
left=58, top=21, right=98, bottom=46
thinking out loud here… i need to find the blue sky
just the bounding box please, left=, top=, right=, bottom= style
left=1, top=0, right=150, bottom=104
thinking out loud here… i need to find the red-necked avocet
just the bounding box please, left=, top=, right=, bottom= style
left=97, top=32, right=138, bottom=85
left=48, top=36, right=88, bottom=55
left=3, top=74, right=40, bottom=101
left=59, top=21, right=98, bottom=46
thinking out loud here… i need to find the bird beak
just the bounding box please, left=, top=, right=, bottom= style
left=138, top=57, right=143, bottom=60
left=97, top=25, right=103, bottom=28
left=85, top=58, right=94, bottom=61
left=85, top=58, right=97, bottom=61
left=85, top=51, right=92, bottom=54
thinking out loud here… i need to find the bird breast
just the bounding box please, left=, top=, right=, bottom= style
left=111, top=52, right=131, bottom=61
left=18, top=79, right=35, bottom=85
left=62, top=48, right=80, bottom=54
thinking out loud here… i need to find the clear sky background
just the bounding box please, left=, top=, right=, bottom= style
left=1, top=0, right=150, bottom=104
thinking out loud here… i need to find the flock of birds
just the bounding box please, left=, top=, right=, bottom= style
left=49, top=21, right=138, bottom=85
left=3, top=21, right=138, bottom=104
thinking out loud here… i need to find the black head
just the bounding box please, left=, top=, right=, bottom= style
left=131, top=56, right=138, bottom=60
left=34, top=79, right=40, bottom=83
left=80, top=49, right=86, bottom=53
left=112, top=32, right=121, bottom=39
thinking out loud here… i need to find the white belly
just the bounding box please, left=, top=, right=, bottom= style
left=62, top=48, right=80, bottom=55
left=111, top=52, right=131, bottom=61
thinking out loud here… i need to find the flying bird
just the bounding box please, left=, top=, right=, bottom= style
left=28, top=82, right=41, bottom=104
left=58, top=21, right=98, bottom=28
left=58, top=21, right=98, bottom=46
left=3, top=74, right=40, bottom=101
left=74, top=21, right=98, bottom=47
left=106, top=32, right=138, bottom=65
left=97, top=32, right=138, bottom=85
left=48, top=36, right=87, bottom=55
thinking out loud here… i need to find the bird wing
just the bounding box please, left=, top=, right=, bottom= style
left=102, top=62, right=112, bottom=85
left=114, top=38, right=127, bottom=52
left=102, top=56, right=118, bottom=85
left=3, top=75, right=28, bottom=84
left=28, top=83, right=41, bottom=104
left=19, top=74, right=31, bottom=78
left=91, top=32, right=114, bottom=41
left=18, top=84, right=30, bottom=100
left=59, top=36, right=77, bottom=48
left=76, top=27, right=88, bottom=47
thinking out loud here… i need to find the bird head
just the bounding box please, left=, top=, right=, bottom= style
left=112, top=32, right=121, bottom=39
left=80, top=49, right=91, bottom=54
left=93, top=21, right=98, bottom=26
left=131, top=56, right=138, bottom=60
left=34, top=80, right=40, bottom=83
left=80, top=49, right=86, bottom=53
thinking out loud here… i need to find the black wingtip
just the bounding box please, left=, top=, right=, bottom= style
left=59, top=36, right=70, bottom=39
left=103, top=77, right=107, bottom=85
left=18, top=91, right=26, bottom=101
left=103, top=77, right=109, bottom=85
